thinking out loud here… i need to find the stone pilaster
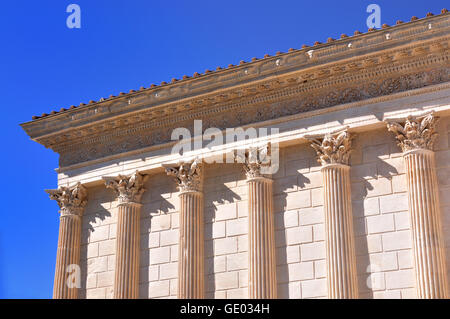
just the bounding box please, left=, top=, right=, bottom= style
left=386, top=112, right=448, bottom=299
left=165, top=159, right=204, bottom=299
left=306, top=129, right=358, bottom=299
left=103, top=171, right=146, bottom=299
left=46, top=182, right=87, bottom=299
left=238, top=146, right=277, bottom=299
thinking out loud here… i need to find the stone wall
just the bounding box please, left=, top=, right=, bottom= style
left=78, top=115, right=450, bottom=299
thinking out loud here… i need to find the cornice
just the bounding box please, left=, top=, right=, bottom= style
left=21, top=13, right=450, bottom=168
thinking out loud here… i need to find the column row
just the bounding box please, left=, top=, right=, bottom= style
left=47, top=111, right=448, bottom=299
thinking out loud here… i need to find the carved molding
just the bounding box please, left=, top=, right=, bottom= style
left=385, top=112, right=439, bottom=152
left=19, top=22, right=450, bottom=168
left=46, top=182, right=88, bottom=216
left=236, top=145, right=271, bottom=179
left=56, top=64, right=449, bottom=167
left=103, top=170, right=146, bottom=204
left=23, top=18, right=449, bottom=138
left=164, top=159, right=203, bottom=193
left=306, top=129, right=352, bottom=166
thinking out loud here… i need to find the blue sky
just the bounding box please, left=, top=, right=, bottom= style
left=0, top=0, right=447, bottom=299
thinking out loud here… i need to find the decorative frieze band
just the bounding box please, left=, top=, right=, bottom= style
left=56, top=65, right=449, bottom=167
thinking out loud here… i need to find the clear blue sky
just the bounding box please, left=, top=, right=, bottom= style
left=0, top=0, right=447, bottom=299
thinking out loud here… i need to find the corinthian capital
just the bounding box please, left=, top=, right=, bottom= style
left=103, top=171, right=146, bottom=204
left=236, top=144, right=271, bottom=179
left=305, top=129, right=352, bottom=166
left=164, top=159, right=203, bottom=193
left=385, top=112, right=439, bottom=152
left=45, top=182, right=88, bottom=216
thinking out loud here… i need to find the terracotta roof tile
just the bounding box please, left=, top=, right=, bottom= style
left=31, top=9, right=449, bottom=120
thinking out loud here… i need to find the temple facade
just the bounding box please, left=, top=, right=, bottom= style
left=21, top=11, right=450, bottom=299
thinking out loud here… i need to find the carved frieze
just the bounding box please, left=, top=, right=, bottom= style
left=385, top=112, right=439, bottom=152
left=103, top=171, right=146, bottom=204
left=45, top=182, right=88, bottom=216
left=56, top=64, right=450, bottom=167
left=305, top=129, right=352, bottom=166
left=164, top=159, right=203, bottom=193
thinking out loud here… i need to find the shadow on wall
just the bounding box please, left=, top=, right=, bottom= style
left=351, top=129, right=400, bottom=299
left=274, top=146, right=311, bottom=299
left=139, top=175, right=176, bottom=299
left=203, top=163, right=243, bottom=298
left=79, top=185, right=114, bottom=298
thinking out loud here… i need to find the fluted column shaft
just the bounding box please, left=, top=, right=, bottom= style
left=103, top=171, right=146, bottom=299
left=164, top=160, right=204, bottom=299
left=53, top=213, right=82, bottom=299
left=248, top=177, right=277, bottom=299
left=386, top=112, right=448, bottom=298
left=46, top=182, right=87, bottom=299
left=178, top=191, right=204, bottom=299
left=306, top=129, right=358, bottom=299
left=114, top=202, right=142, bottom=299
left=404, top=149, right=448, bottom=298
left=322, top=164, right=358, bottom=299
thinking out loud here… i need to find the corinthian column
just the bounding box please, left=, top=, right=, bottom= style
left=386, top=112, right=448, bottom=299
left=46, top=182, right=87, bottom=299
left=103, top=171, right=146, bottom=299
left=306, top=129, right=358, bottom=299
left=237, top=146, right=277, bottom=299
left=165, top=159, right=204, bottom=299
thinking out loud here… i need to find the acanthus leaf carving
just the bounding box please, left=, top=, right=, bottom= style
left=305, top=129, right=352, bottom=166
left=164, top=159, right=203, bottom=193
left=236, top=144, right=271, bottom=179
left=45, top=182, right=88, bottom=216
left=385, top=112, right=439, bottom=152
left=103, top=170, right=146, bottom=204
